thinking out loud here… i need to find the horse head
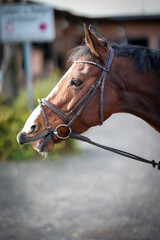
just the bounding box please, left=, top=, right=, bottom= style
left=17, top=24, right=120, bottom=152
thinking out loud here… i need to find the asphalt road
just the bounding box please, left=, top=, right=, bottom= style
left=0, top=113, right=160, bottom=240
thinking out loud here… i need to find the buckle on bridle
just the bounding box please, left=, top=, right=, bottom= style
left=54, top=124, right=72, bottom=140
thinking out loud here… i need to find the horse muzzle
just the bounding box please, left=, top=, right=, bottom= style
left=17, top=131, right=28, bottom=145
left=17, top=130, right=54, bottom=152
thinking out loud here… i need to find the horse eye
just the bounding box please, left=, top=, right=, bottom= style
left=70, top=78, right=83, bottom=87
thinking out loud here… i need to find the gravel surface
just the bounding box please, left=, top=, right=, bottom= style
left=0, top=113, right=160, bottom=240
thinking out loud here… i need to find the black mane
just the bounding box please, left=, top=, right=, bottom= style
left=68, top=41, right=160, bottom=76
left=111, top=43, right=160, bottom=75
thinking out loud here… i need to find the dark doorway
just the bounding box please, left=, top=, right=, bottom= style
left=128, top=38, right=148, bottom=47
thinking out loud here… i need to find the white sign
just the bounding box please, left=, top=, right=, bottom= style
left=0, top=4, right=55, bottom=42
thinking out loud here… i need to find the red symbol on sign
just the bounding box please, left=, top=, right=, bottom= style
left=39, top=23, right=47, bottom=31
left=5, top=22, right=15, bottom=35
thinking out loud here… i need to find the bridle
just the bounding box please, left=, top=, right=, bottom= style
left=39, top=47, right=114, bottom=136
left=36, top=46, right=114, bottom=144
left=21, top=46, right=160, bottom=170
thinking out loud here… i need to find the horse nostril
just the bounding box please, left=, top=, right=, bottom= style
left=28, top=124, right=38, bottom=134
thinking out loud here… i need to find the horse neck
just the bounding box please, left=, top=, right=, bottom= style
left=112, top=57, right=160, bottom=132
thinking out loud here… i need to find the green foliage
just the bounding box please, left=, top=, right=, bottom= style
left=0, top=71, right=76, bottom=162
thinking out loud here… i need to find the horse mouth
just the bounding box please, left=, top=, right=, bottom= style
left=17, top=131, right=54, bottom=153
left=32, top=134, right=54, bottom=152
left=32, top=137, right=44, bottom=151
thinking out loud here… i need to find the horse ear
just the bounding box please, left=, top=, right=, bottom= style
left=84, top=23, right=108, bottom=58
left=89, top=25, right=101, bottom=38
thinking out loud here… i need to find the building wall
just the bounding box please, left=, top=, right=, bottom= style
left=31, top=11, right=160, bottom=75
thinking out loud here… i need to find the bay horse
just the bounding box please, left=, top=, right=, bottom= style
left=17, top=24, right=160, bottom=160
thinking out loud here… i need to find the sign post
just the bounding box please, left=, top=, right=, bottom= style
left=23, top=42, right=34, bottom=110
left=0, top=4, right=55, bottom=110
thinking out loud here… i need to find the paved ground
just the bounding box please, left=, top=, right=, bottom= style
left=0, top=113, right=160, bottom=240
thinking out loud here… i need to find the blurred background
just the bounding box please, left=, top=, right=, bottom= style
left=0, top=1, right=160, bottom=240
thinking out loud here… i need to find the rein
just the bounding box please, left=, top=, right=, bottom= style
left=32, top=47, right=160, bottom=170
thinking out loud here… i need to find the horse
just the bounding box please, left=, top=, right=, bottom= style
left=17, top=24, right=160, bottom=155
